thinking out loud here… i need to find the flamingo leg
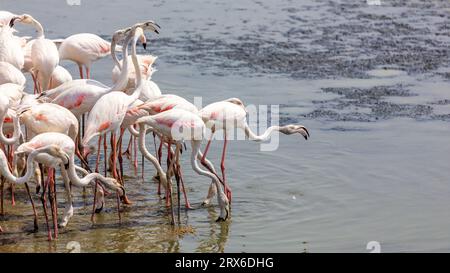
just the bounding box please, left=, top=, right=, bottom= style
left=165, top=140, right=171, bottom=207
left=85, top=66, right=90, bottom=79
left=48, top=76, right=53, bottom=90
left=157, top=138, right=164, bottom=194
left=177, top=163, right=192, bottom=209
left=133, top=135, right=138, bottom=176
left=7, top=144, right=15, bottom=206
left=174, top=144, right=182, bottom=220
left=221, top=132, right=232, bottom=202
left=40, top=168, right=52, bottom=241
left=123, top=135, right=133, bottom=159
left=91, top=136, right=102, bottom=222
left=166, top=140, right=176, bottom=225
left=78, top=64, right=84, bottom=79
left=25, top=182, right=39, bottom=231
left=0, top=178, right=4, bottom=216
left=48, top=168, right=58, bottom=239
left=31, top=72, right=38, bottom=94
left=112, top=132, right=131, bottom=205
left=103, top=135, right=108, bottom=176
left=117, top=128, right=125, bottom=184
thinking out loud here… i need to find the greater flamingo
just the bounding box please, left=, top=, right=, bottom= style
left=198, top=98, right=309, bottom=204
left=59, top=33, right=118, bottom=79
left=15, top=14, right=59, bottom=92
left=136, top=109, right=230, bottom=222
left=82, top=26, right=155, bottom=205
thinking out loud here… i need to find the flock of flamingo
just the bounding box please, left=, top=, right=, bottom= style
left=0, top=10, right=309, bottom=240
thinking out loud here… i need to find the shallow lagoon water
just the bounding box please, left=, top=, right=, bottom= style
left=1, top=0, right=450, bottom=252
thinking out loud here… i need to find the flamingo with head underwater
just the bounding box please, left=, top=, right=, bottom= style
left=136, top=108, right=230, bottom=222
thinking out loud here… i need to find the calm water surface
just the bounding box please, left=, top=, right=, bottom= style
left=1, top=0, right=450, bottom=252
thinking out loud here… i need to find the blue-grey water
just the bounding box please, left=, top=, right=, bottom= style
left=1, top=0, right=450, bottom=252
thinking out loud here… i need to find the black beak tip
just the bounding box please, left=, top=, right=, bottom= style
left=154, top=29, right=160, bottom=34
left=143, top=43, right=147, bottom=50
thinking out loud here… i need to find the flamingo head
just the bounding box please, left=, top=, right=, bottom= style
left=101, top=177, right=126, bottom=198
left=279, top=125, right=310, bottom=140
left=16, top=14, right=34, bottom=24
left=139, top=20, right=161, bottom=34
left=82, top=144, right=96, bottom=159
left=226, top=97, right=245, bottom=108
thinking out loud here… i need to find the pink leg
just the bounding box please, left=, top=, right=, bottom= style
left=6, top=144, right=15, bottom=206
left=103, top=135, right=108, bottom=176
left=177, top=165, right=192, bottom=209
left=157, top=139, right=164, bottom=195
left=41, top=170, right=53, bottom=241
left=118, top=128, right=126, bottom=183
left=48, top=168, right=58, bottom=239
left=0, top=179, right=3, bottom=216
left=78, top=64, right=84, bottom=79
left=165, top=141, right=171, bottom=207
left=86, top=67, right=90, bottom=79
left=25, top=182, right=39, bottom=231
left=112, top=133, right=131, bottom=205
left=133, top=136, right=138, bottom=175
left=91, top=136, right=102, bottom=222
left=31, top=73, right=38, bottom=94
left=221, top=133, right=232, bottom=201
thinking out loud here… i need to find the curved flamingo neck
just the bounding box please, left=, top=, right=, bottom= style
left=0, top=108, right=21, bottom=145
left=0, top=147, right=48, bottom=184
left=128, top=29, right=143, bottom=102
left=110, top=34, right=133, bottom=92
left=137, top=123, right=165, bottom=178
left=32, top=19, right=44, bottom=38
left=190, top=140, right=220, bottom=185
left=65, top=153, right=104, bottom=187
left=244, top=124, right=280, bottom=142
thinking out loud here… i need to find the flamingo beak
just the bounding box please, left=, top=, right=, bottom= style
left=143, top=42, right=147, bottom=50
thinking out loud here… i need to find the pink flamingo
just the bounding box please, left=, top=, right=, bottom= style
left=136, top=108, right=230, bottom=222
left=0, top=144, right=66, bottom=235
left=16, top=133, right=124, bottom=240
left=198, top=98, right=309, bottom=204
left=59, top=33, right=115, bottom=79
left=14, top=14, right=59, bottom=92
left=82, top=25, right=157, bottom=205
